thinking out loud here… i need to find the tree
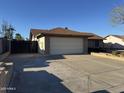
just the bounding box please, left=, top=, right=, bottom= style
left=25, top=38, right=29, bottom=41
left=1, top=21, right=15, bottom=40
left=15, top=33, right=24, bottom=40
left=111, top=4, right=124, bottom=26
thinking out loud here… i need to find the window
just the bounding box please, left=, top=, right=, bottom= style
left=95, top=41, right=99, bottom=47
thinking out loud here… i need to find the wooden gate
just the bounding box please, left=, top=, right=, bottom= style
left=11, top=41, right=38, bottom=54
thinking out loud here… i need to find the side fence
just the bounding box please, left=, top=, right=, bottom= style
left=0, top=38, right=9, bottom=54
left=11, top=41, right=38, bottom=54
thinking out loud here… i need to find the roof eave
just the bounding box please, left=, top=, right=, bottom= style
left=88, top=38, right=104, bottom=40
left=36, top=33, right=93, bottom=38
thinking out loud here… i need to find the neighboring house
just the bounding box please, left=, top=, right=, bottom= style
left=104, top=35, right=124, bottom=50
left=88, top=34, right=104, bottom=49
left=30, top=27, right=92, bottom=55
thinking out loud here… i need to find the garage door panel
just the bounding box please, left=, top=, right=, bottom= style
left=51, top=49, right=82, bottom=54
left=50, top=37, right=84, bottom=55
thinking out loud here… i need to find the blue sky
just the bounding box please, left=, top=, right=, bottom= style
left=0, top=0, right=124, bottom=38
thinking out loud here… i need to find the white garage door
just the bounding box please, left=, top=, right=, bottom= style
left=50, top=37, right=84, bottom=55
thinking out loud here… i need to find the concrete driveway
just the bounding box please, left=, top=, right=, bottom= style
left=8, top=54, right=124, bottom=93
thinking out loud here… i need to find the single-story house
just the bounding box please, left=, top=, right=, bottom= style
left=103, top=35, right=124, bottom=50
left=30, top=27, right=93, bottom=55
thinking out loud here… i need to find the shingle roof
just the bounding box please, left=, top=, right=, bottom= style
left=104, top=35, right=124, bottom=40
left=30, top=29, right=49, bottom=36
left=30, top=27, right=93, bottom=37
left=88, top=33, right=103, bottom=40
left=112, top=35, right=124, bottom=40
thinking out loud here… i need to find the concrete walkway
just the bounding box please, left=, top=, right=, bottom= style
left=8, top=54, right=124, bottom=93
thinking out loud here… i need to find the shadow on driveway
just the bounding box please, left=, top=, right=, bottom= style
left=8, top=54, right=71, bottom=93
left=91, top=90, right=110, bottom=93
left=12, top=70, right=72, bottom=93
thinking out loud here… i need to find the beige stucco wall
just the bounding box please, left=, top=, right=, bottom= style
left=38, top=37, right=45, bottom=54
left=32, top=35, right=38, bottom=41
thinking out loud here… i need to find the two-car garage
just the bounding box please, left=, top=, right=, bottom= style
left=50, top=37, right=84, bottom=55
